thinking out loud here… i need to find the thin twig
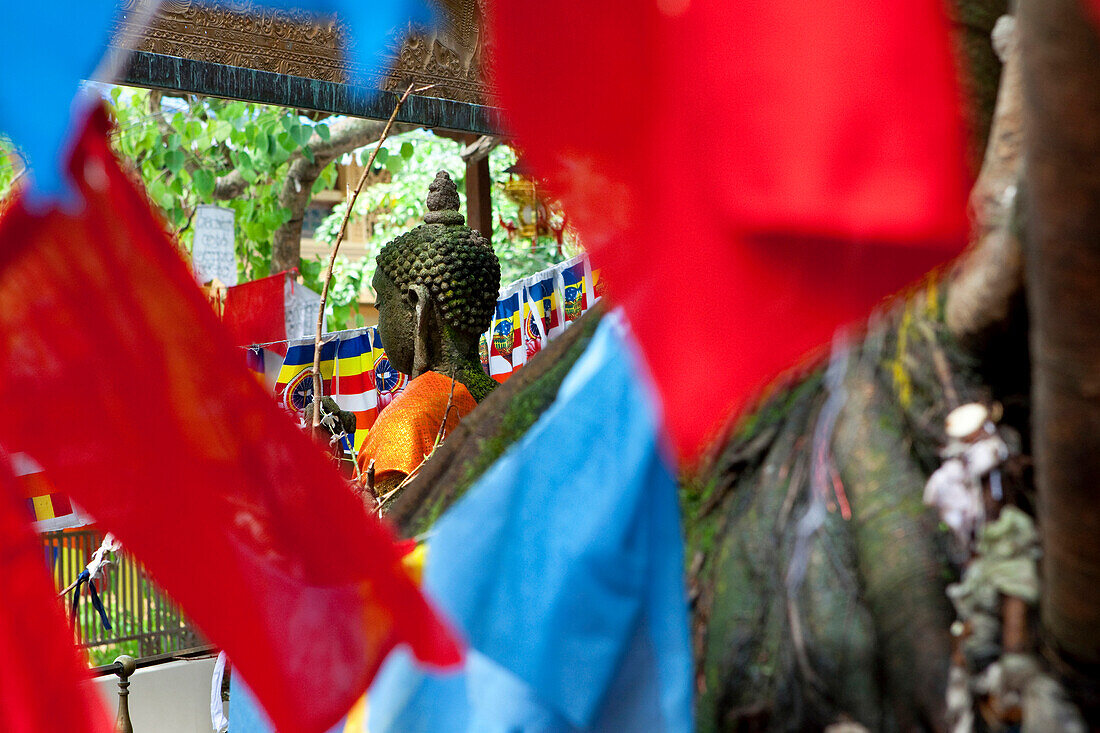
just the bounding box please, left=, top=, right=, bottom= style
left=365, top=459, right=377, bottom=499
left=433, top=369, right=458, bottom=448
left=311, top=81, right=420, bottom=429
left=57, top=576, right=82, bottom=598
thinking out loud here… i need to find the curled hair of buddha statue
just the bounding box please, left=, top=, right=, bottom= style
left=376, top=170, right=501, bottom=336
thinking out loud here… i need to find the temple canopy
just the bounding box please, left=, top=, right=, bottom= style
left=102, top=0, right=498, bottom=135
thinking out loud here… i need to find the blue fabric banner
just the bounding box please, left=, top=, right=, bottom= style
left=369, top=314, right=694, bottom=733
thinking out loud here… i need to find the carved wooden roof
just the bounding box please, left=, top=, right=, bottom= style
left=106, top=0, right=497, bottom=133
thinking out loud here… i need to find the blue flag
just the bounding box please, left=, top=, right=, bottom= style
left=369, top=314, right=694, bottom=732
left=0, top=4, right=118, bottom=204
left=0, top=0, right=432, bottom=204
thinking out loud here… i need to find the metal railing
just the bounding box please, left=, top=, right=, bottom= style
left=41, top=529, right=201, bottom=658
left=91, top=645, right=218, bottom=733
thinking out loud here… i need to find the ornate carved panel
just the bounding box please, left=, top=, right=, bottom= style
left=109, top=0, right=492, bottom=107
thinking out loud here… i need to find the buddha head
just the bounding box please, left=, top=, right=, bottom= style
left=373, top=170, right=500, bottom=401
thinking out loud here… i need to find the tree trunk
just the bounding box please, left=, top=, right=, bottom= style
left=1019, top=0, right=1100, bottom=707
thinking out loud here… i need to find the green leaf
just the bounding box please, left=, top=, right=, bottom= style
left=384, top=155, right=403, bottom=174
left=277, top=132, right=297, bottom=152
left=292, top=124, right=312, bottom=148
left=315, top=123, right=330, bottom=142
left=254, top=132, right=270, bottom=156
left=164, top=149, right=185, bottom=175
left=147, top=177, right=168, bottom=206
left=301, top=145, right=315, bottom=164
left=400, top=141, right=414, bottom=160
left=214, top=120, right=233, bottom=143
left=375, top=146, right=389, bottom=163
left=192, top=168, right=215, bottom=200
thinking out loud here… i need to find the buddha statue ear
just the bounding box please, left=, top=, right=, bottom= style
left=408, top=283, right=436, bottom=378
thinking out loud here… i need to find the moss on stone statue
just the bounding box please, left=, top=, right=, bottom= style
left=376, top=171, right=500, bottom=339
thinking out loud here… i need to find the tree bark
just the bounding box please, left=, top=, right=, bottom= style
left=1019, top=0, right=1100, bottom=703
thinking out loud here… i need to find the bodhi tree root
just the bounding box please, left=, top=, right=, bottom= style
left=388, top=289, right=1017, bottom=730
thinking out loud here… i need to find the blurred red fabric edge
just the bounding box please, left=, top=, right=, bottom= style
left=223, top=272, right=286, bottom=348
left=0, top=107, right=460, bottom=733
left=488, top=0, right=971, bottom=462
left=0, top=452, right=111, bottom=733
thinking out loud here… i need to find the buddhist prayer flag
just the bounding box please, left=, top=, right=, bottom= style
left=246, top=346, right=284, bottom=392
left=274, top=339, right=338, bottom=415
left=332, top=328, right=410, bottom=450
left=271, top=328, right=408, bottom=451
left=523, top=269, right=563, bottom=359
left=487, top=282, right=525, bottom=382
left=14, top=452, right=93, bottom=533
left=222, top=271, right=287, bottom=349
left=0, top=451, right=112, bottom=733
left=368, top=316, right=693, bottom=733
left=488, top=0, right=971, bottom=459
left=590, top=263, right=606, bottom=303
left=557, top=256, right=589, bottom=324
left=334, top=330, right=381, bottom=450
left=0, top=108, right=460, bottom=733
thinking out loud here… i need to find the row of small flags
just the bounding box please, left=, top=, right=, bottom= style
left=254, top=328, right=408, bottom=453
left=246, top=253, right=602, bottom=445
left=23, top=253, right=601, bottom=533
left=486, top=253, right=603, bottom=381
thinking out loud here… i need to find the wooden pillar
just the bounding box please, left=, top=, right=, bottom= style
left=1020, top=0, right=1100, bottom=710
left=466, top=153, right=493, bottom=239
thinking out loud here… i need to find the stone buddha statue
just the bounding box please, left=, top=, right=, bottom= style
left=357, top=170, right=500, bottom=497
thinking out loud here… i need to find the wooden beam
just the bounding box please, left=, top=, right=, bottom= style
left=466, top=153, right=493, bottom=239
left=104, top=50, right=501, bottom=135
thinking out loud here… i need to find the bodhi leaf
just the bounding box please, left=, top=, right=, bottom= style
left=192, top=168, right=215, bottom=201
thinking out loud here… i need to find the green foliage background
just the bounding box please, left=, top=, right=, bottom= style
left=0, top=87, right=581, bottom=331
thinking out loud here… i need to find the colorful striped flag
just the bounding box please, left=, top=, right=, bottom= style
left=557, top=256, right=589, bottom=325
left=273, top=328, right=408, bottom=451
left=487, top=282, right=526, bottom=382
left=523, top=269, right=563, bottom=359
left=13, top=452, right=92, bottom=533
left=274, top=339, right=338, bottom=416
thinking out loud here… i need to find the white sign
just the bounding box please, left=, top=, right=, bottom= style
left=284, top=278, right=325, bottom=342
left=192, top=205, right=238, bottom=285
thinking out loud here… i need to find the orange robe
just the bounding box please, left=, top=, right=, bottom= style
left=358, top=371, right=478, bottom=484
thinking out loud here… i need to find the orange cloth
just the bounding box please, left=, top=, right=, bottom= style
left=358, top=371, right=478, bottom=483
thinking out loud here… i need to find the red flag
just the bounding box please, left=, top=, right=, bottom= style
left=488, top=0, right=970, bottom=460
left=0, top=452, right=112, bottom=733
left=0, top=107, right=461, bottom=733
left=222, top=271, right=287, bottom=348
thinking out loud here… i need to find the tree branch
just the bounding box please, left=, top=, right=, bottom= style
left=946, top=15, right=1025, bottom=346
left=270, top=117, right=416, bottom=273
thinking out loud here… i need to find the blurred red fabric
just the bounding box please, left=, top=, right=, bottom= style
left=0, top=452, right=111, bottom=733
left=222, top=272, right=286, bottom=348
left=488, top=0, right=971, bottom=461
left=0, top=107, right=461, bottom=733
